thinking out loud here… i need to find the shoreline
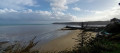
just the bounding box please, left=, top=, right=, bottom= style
left=0, top=29, right=97, bottom=52
left=36, top=29, right=97, bottom=52
left=0, top=29, right=97, bottom=53
left=38, top=30, right=81, bottom=52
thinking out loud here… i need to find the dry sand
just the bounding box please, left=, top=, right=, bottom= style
left=38, top=30, right=97, bottom=52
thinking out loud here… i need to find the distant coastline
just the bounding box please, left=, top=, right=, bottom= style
left=53, top=21, right=110, bottom=25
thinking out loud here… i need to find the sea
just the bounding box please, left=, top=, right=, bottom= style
left=0, top=24, right=70, bottom=45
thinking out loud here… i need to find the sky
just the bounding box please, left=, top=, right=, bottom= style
left=0, top=0, right=120, bottom=24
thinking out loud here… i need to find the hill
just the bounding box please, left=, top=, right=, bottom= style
left=53, top=21, right=110, bottom=25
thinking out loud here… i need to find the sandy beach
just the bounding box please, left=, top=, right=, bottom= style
left=38, top=30, right=97, bottom=52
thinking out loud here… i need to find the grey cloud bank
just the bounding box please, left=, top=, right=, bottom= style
left=0, top=9, right=76, bottom=24
left=0, top=0, right=120, bottom=24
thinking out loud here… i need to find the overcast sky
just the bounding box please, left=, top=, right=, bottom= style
left=0, top=0, right=120, bottom=24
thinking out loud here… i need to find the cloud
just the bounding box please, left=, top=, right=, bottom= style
left=0, top=0, right=36, bottom=10
left=0, top=8, right=77, bottom=24
left=85, top=0, right=95, bottom=3
left=72, top=7, right=81, bottom=11
left=49, top=0, right=79, bottom=11
left=75, top=6, right=120, bottom=22
left=50, top=0, right=68, bottom=11
left=96, top=6, right=120, bottom=20
left=1, top=6, right=120, bottom=24
left=0, top=0, right=119, bottom=24
left=0, top=8, right=18, bottom=13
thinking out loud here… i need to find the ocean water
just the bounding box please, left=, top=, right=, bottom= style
left=0, top=24, right=70, bottom=44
